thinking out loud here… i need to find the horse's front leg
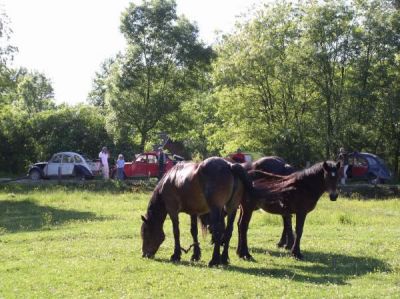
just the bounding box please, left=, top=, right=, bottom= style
left=291, top=212, right=307, bottom=260
left=277, top=214, right=294, bottom=249
left=209, top=207, right=224, bottom=267
left=190, top=215, right=201, bottom=261
left=221, top=208, right=237, bottom=265
left=237, top=202, right=255, bottom=260
left=170, top=213, right=181, bottom=262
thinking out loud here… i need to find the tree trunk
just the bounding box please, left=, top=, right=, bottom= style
left=139, top=132, right=147, bottom=153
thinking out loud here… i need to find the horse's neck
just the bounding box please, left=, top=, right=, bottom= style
left=298, top=169, right=325, bottom=200
left=147, top=195, right=167, bottom=225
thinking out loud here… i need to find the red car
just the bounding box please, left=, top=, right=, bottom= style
left=111, top=151, right=176, bottom=179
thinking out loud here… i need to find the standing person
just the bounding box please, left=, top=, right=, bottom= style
left=158, top=147, right=166, bottom=181
left=116, top=154, right=125, bottom=180
left=337, top=147, right=349, bottom=185
left=99, top=146, right=109, bottom=180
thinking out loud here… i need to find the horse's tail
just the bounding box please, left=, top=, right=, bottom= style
left=230, top=163, right=265, bottom=198
left=230, top=163, right=254, bottom=191
left=198, top=214, right=211, bottom=237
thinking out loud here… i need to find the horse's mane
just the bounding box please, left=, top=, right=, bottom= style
left=253, top=161, right=333, bottom=195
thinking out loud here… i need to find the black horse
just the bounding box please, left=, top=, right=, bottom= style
left=237, top=160, right=340, bottom=260
left=247, top=156, right=296, bottom=249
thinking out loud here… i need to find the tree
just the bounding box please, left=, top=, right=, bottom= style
left=28, top=105, right=113, bottom=163
left=105, top=0, right=213, bottom=151
left=15, top=69, right=56, bottom=114
left=87, top=58, right=115, bottom=109
left=0, top=9, right=18, bottom=107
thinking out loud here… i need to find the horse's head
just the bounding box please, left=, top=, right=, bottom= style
left=141, top=215, right=165, bottom=258
left=322, top=161, right=341, bottom=201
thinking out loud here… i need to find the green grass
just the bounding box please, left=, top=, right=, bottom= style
left=0, top=186, right=399, bottom=298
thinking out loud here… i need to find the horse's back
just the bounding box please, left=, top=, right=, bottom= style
left=161, top=157, right=241, bottom=215
left=253, top=156, right=295, bottom=175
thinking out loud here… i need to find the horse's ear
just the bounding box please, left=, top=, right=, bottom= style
left=336, top=161, right=341, bottom=169
left=322, top=161, right=329, bottom=172
left=141, top=215, right=148, bottom=223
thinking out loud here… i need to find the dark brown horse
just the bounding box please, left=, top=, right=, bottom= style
left=244, top=156, right=297, bottom=250
left=237, top=160, right=340, bottom=260
left=141, top=157, right=275, bottom=266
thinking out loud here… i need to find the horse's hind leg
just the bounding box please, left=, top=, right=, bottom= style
left=170, top=213, right=182, bottom=262
left=209, top=207, right=224, bottom=267
left=277, top=214, right=294, bottom=249
left=221, top=209, right=237, bottom=265
left=190, top=215, right=201, bottom=261
left=237, top=202, right=255, bottom=260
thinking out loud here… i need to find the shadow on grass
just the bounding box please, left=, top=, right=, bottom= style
left=152, top=247, right=391, bottom=285
left=0, top=199, right=104, bottom=234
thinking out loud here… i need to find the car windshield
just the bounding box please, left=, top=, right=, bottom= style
left=366, top=157, right=377, bottom=166
left=377, top=157, right=385, bottom=165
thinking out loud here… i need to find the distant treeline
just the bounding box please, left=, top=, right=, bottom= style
left=1, top=0, right=399, bottom=178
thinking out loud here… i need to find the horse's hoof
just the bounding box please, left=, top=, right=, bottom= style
left=238, top=253, right=254, bottom=261
left=277, top=241, right=285, bottom=248
left=292, top=252, right=304, bottom=260
left=283, top=244, right=292, bottom=250
left=221, top=255, right=230, bottom=265
left=170, top=254, right=181, bottom=262
left=191, top=254, right=201, bottom=262
left=208, top=258, right=220, bottom=267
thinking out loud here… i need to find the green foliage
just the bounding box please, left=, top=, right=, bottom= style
left=28, top=105, right=112, bottom=161
left=202, top=0, right=400, bottom=173
left=103, top=0, right=213, bottom=151
left=0, top=105, right=35, bottom=173
left=14, top=69, right=56, bottom=114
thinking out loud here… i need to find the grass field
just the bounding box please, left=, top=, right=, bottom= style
left=0, top=183, right=399, bottom=298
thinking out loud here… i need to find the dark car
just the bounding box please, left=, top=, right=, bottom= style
left=28, top=152, right=100, bottom=180
left=346, top=152, right=391, bottom=183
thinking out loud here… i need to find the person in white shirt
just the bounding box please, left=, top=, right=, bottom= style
left=99, top=146, right=109, bottom=180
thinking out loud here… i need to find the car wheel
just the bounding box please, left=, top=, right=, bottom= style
left=75, top=172, right=86, bottom=181
left=30, top=169, right=42, bottom=180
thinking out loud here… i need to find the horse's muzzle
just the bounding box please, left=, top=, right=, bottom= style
left=329, top=193, right=338, bottom=201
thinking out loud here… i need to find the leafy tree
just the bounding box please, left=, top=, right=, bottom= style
left=0, top=106, right=34, bottom=174
left=105, top=0, right=213, bottom=151
left=29, top=105, right=113, bottom=161
left=15, top=69, right=56, bottom=114
left=87, top=58, right=115, bottom=109
left=0, top=10, right=18, bottom=107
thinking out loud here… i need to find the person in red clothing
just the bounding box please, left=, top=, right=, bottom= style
left=231, top=148, right=245, bottom=163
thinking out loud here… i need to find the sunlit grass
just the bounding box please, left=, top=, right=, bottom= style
left=0, top=187, right=399, bottom=298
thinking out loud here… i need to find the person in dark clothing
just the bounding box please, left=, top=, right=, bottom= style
left=158, top=147, right=166, bottom=180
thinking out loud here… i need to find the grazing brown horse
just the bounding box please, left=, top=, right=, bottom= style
left=141, top=157, right=275, bottom=266
left=237, top=160, right=340, bottom=260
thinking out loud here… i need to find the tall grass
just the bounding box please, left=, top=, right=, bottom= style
left=0, top=186, right=399, bottom=298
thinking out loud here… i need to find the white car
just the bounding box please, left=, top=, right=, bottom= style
left=28, top=152, right=100, bottom=180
